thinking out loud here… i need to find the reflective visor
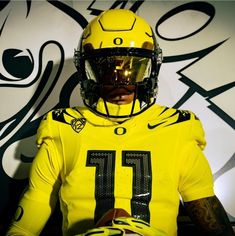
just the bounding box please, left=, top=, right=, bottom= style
left=83, top=48, right=153, bottom=85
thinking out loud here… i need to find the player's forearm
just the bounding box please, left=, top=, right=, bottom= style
left=184, top=196, right=235, bottom=236
left=6, top=189, right=55, bottom=236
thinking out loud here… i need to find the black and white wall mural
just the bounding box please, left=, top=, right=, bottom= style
left=0, top=0, right=234, bottom=230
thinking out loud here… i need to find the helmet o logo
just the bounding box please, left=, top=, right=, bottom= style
left=114, top=127, right=126, bottom=135
left=113, top=37, right=123, bottom=45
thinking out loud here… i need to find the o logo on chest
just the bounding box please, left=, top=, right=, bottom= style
left=114, top=127, right=126, bottom=135
left=113, top=37, right=123, bottom=45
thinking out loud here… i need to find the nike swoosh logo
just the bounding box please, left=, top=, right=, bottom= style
left=148, top=121, right=167, bottom=129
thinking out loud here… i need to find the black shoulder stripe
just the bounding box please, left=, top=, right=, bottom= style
left=158, top=107, right=192, bottom=126
left=52, top=108, right=69, bottom=124
left=173, top=110, right=191, bottom=121
left=167, top=110, right=191, bottom=126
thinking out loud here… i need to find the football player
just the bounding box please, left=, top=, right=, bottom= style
left=7, top=9, right=234, bottom=236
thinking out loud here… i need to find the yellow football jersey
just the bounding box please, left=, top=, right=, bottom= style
left=7, top=100, right=214, bottom=236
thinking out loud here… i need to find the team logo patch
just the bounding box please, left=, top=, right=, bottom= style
left=71, top=117, right=86, bottom=133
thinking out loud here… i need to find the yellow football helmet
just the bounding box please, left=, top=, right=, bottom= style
left=76, top=217, right=167, bottom=236
left=74, top=9, right=162, bottom=118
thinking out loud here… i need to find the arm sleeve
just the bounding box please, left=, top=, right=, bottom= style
left=7, top=113, right=62, bottom=236
left=178, top=116, right=215, bottom=202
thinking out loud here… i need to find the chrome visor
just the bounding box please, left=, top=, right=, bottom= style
left=83, top=48, right=152, bottom=85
